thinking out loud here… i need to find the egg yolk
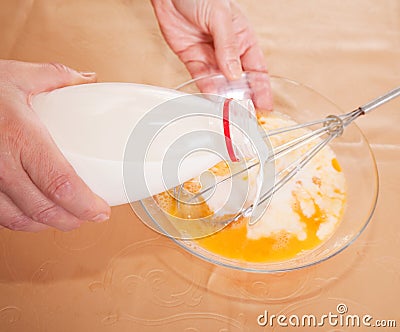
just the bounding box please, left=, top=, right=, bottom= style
left=154, top=157, right=344, bottom=263
left=195, top=198, right=326, bottom=263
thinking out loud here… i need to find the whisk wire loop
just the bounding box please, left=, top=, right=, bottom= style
left=174, top=85, right=400, bottom=223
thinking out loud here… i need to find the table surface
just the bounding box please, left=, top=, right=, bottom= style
left=0, top=1, right=399, bottom=331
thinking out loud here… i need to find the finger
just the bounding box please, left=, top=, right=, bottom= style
left=20, top=127, right=111, bottom=223
left=241, top=46, right=273, bottom=113
left=208, top=2, right=242, bottom=80
left=0, top=162, right=85, bottom=231
left=9, top=61, right=97, bottom=95
left=178, top=42, right=219, bottom=78
left=241, top=42, right=268, bottom=73
left=0, top=192, right=49, bottom=232
left=177, top=43, right=227, bottom=94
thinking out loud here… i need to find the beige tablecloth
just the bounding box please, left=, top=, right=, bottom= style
left=0, top=1, right=399, bottom=331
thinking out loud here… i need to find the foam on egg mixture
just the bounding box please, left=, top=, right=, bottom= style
left=155, top=111, right=346, bottom=263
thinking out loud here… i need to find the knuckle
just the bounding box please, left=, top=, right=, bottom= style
left=46, top=62, right=70, bottom=75
left=6, top=215, right=33, bottom=231
left=46, top=173, right=75, bottom=200
left=31, top=204, right=60, bottom=224
left=220, top=43, right=239, bottom=55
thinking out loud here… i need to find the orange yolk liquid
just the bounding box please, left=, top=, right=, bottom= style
left=155, top=158, right=344, bottom=263
left=196, top=201, right=325, bottom=263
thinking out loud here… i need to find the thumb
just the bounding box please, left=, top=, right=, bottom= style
left=208, top=3, right=242, bottom=80
left=12, top=61, right=97, bottom=94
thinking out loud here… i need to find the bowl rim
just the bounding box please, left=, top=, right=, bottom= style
left=144, top=72, right=380, bottom=273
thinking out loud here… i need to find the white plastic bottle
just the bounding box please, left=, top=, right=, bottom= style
left=32, top=83, right=263, bottom=207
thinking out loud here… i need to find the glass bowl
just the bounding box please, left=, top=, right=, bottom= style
left=146, top=72, right=378, bottom=273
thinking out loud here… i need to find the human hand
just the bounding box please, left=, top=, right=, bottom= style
left=151, top=0, right=272, bottom=110
left=0, top=60, right=111, bottom=232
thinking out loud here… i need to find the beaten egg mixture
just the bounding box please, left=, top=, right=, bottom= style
left=155, top=111, right=346, bottom=263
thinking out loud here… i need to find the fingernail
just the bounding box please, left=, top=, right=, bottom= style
left=227, top=60, right=242, bottom=80
left=79, top=71, right=97, bottom=79
left=92, top=213, right=109, bottom=223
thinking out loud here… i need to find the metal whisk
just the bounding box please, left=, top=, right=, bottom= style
left=176, top=86, right=400, bottom=223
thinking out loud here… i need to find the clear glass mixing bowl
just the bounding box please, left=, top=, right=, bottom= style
left=147, top=72, right=378, bottom=273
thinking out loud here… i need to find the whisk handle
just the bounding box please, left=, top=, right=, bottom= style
left=361, top=86, right=400, bottom=114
